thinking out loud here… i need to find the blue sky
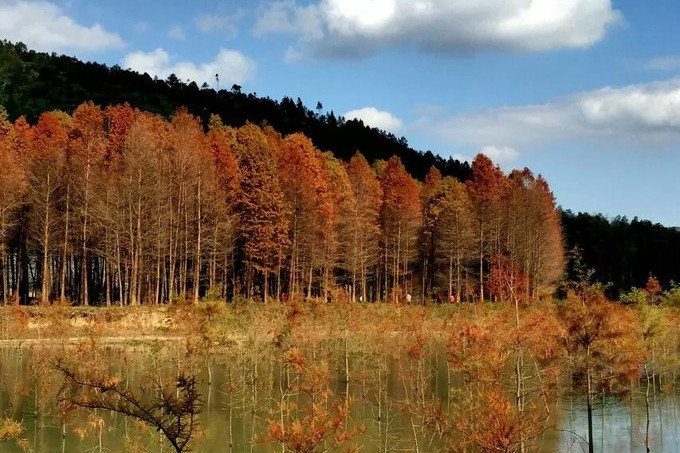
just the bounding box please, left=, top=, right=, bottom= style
left=2, top=0, right=680, bottom=225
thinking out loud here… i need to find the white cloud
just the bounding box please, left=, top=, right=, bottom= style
left=645, top=56, right=680, bottom=72
left=452, top=146, right=519, bottom=169
left=0, top=0, right=124, bottom=53
left=122, top=48, right=257, bottom=87
left=417, top=78, right=680, bottom=150
left=254, top=0, right=621, bottom=59
left=195, top=10, right=243, bottom=36
left=344, top=107, right=402, bottom=133
left=479, top=146, right=519, bottom=164
left=167, top=25, right=186, bottom=41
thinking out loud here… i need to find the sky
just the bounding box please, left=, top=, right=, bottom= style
left=1, top=0, right=680, bottom=225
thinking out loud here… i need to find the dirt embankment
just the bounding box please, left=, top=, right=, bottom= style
left=0, top=305, right=189, bottom=345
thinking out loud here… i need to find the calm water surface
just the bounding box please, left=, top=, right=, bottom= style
left=0, top=346, right=678, bottom=452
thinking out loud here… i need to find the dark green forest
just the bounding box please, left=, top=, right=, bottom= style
left=1, top=40, right=679, bottom=295
left=561, top=211, right=680, bottom=297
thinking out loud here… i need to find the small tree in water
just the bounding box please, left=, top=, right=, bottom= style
left=56, top=361, right=201, bottom=453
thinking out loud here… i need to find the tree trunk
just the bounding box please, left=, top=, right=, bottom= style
left=81, top=163, right=90, bottom=306
left=193, top=178, right=201, bottom=304
left=41, top=173, right=51, bottom=305
left=60, top=183, right=70, bottom=302
left=587, top=347, right=594, bottom=453
left=479, top=220, right=484, bottom=302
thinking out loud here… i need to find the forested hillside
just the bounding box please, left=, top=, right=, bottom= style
left=0, top=40, right=469, bottom=181
left=1, top=40, right=679, bottom=297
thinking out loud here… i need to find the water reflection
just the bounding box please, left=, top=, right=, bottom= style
left=1, top=345, right=678, bottom=452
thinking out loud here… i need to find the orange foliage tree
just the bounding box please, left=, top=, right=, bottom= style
left=466, top=154, right=508, bottom=302
left=380, top=157, right=422, bottom=303
left=274, top=132, right=334, bottom=299
left=0, top=108, right=26, bottom=305
left=29, top=111, right=70, bottom=304
left=430, top=176, right=475, bottom=302
left=234, top=124, right=289, bottom=303
left=346, top=152, right=382, bottom=302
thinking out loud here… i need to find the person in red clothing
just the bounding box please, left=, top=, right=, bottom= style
left=449, top=294, right=455, bottom=304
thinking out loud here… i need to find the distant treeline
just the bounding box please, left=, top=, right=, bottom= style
left=562, top=211, right=680, bottom=296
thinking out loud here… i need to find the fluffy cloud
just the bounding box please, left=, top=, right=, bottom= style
left=255, top=0, right=621, bottom=59
left=344, top=107, right=403, bottom=133
left=452, top=146, right=519, bottom=168
left=478, top=146, right=519, bottom=164
left=419, top=78, right=680, bottom=150
left=123, top=48, right=256, bottom=87
left=0, top=0, right=124, bottom=52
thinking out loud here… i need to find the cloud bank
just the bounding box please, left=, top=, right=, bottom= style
left=255, top=0, right=621, bottom=59
left=344, top=107, right=403, bottom=133
left=0, top=0, right=124, bottom=53
left=420, top=78, right=680, bottom=151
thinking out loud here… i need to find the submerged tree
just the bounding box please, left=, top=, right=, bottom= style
left=558, top=291, right=641, bottom=453
left=268, top=347, right=360, bottom=453
left=57, top=361, right=201, bottom=453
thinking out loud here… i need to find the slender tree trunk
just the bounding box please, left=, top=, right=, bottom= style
left=81, top=163, right=90, bottom=306
left=115, top=230, right=123, bottom=305
left=307, top=264, right=313, bottom=299
left=0, top=215, right=7, bottom=306
left=587, top=346, right=594, bottom=453
left=394, top=222, right=401, bottom=302
left=479, top=223, right=484, bottom=302
left=514, top=292, right=525, bottom=453
left=645, top=364, right=651, bottom=453
left=193, top=178, right=201, bottom=304
left=210, top=224, right=217, bottom=293
left=352, top=229, right=358, bottom=303
left=448, top=251, right=453, bottom=298
left=104, top=190, right=111, bottom=307
left=60, top=183, right=70, bottom=302
left=276, top=252, right=282, bottom=302
left=456, top=252, right=462, bottom=302
left=263, top=271, right=268, bottom=304
left=41, top=173, right=51, bottom=305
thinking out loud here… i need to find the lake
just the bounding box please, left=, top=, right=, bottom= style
left=0, top=343, right=677, bottom=452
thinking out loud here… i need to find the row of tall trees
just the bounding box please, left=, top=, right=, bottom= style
left=0, top=103, right=563, bottom=305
